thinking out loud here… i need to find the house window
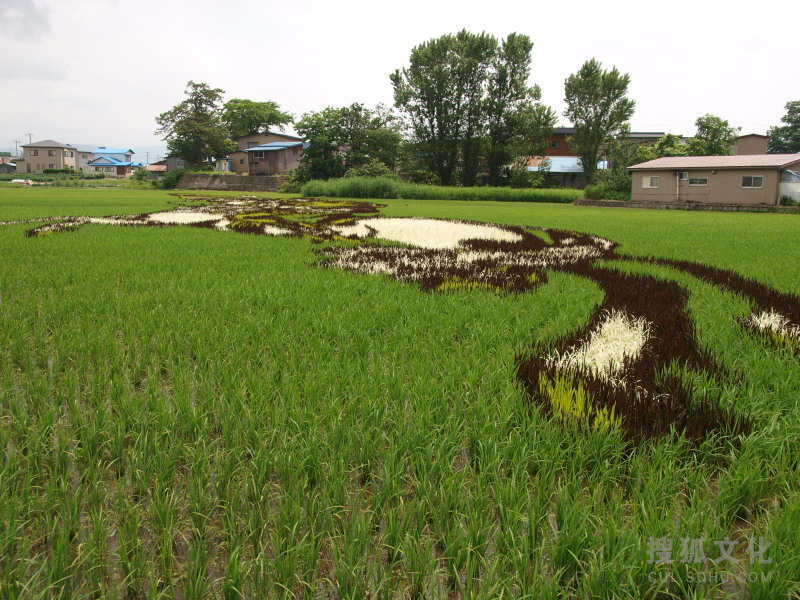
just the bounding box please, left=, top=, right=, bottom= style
left=31, top=150, right=38, bottom=156
left=239, top=159, right=244, bottom=165
left=550, top=141, right=560, bottom=149
left=253, top=151, right=264, bottom=159
left=176, top=160, right=184, bottom=167
left=82, top=154, right=89, bottom=159
left=65, top=151, right=74, bottom=157
left=677, top=172, right=688, bottom=181
left=642, top=176, right=660, bottom=188
left=247, top=142, right=257, bottom=148
left=688, top=177, right=708, bottom=186
left=48, top=150, right=56, bottom=156
left=742, top=176, right=763, bottom=188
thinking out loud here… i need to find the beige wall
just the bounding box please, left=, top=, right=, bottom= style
left=630, top=168, right=782, bottom=205
left=230, top=146, right=302, bottom=175
left=235, top=132, right=302, bottom=152
left=734, top=136, right=768, bottom=155
left=18, top=146, right=69, bottom=173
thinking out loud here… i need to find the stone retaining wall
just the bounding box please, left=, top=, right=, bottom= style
left=574, top=199, right=799, bottom=214
left=177, top=174, right=288, bottom=192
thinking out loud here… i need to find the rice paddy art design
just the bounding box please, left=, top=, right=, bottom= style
left=11, top=195, right=800, bottom=443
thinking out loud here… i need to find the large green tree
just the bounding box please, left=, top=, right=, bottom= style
left=485, top=33, right=545, bottom=185
left=155, top=81, right=235, bottom=167
left=392, top=30, right=552, bottom=187
left=391, top=30, right=496, bottom=186
left=563, top=59, right=636, bottom=184
left=221, top=98, right=293, bottom=138
left=294, top=103, right=402, bottom=181
left=767, top=100, right=800, bottom=153
left=686, top=114, right=740, bottom=156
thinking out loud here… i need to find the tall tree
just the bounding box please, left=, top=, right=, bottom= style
left=767, top=100, right=800, bottom=153
left=391, top=30, right=496, bottom=186
left=155, top=81, right=235, bottom=167
left=508, top=103, right=558, bottom=171
left=485, top=33, right=543, bottom=185
left=221, top=99, right=293, bottom=138
left=563, top=59, right=636, bottom=184
left=686, top=114, right=740, bottom=155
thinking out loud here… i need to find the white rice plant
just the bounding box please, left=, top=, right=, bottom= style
left=551, top=311, right=651, bottom=381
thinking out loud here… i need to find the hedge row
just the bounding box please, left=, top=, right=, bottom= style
left=300, top=177, right=582, bottom=203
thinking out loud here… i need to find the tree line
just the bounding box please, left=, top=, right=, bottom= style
left=155, top=34, right=800, bottom=189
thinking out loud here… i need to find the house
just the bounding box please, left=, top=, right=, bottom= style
left=145, top=161, right=167, bottom=180
left=627, top=154, right=800, bottom=205
left=74, top=149, right=95, bottom=173
left=87, top=156, right=143, bottom=177
left=526, top=156, right=608, bottom=189
left=0, top=163, right=15, bottom=174
left=544, top=128, right=666, bottom=157
left=733, top=134, right=769, bottom=155
left=228, top=131, right=305, bottom=175
left=15, top=140, right=77, bottom=173
left=165, top=156, right=186, bottom=171
left=0, top=151, right=14, bottom=165
left=91, top=147, right=136, bottom=163
left=87, top=148, right=142, bottom=177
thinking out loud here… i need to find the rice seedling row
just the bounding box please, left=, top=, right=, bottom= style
left=0, top=189, right=798, bottom=598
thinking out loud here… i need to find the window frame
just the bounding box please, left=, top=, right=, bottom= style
left=252, top=151, right=265, bottom=159
left=549, top=141, right=560, bottom=149
left=30, top=149, right=38, bottom=156
left=677, top=171, right=688, bottom=181
left=642, top=175, right=660, bottom=189
left=741, top=175, right=763, bottom=188
left=688, top=177, right=708, bottom=186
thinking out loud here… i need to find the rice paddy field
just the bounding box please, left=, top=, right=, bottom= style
left=1, top=184, right=799, bottom=599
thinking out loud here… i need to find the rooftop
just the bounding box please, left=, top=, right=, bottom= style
left=243, top=141, right=304, bottom=153
left=92, top=148, right=134, bottom=155
left=22, top=139, right=73, bottom=148
left=629, top=154, right=800, bottom=170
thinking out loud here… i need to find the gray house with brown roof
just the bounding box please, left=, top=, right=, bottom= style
left=628, top=155, right=800, bottom=205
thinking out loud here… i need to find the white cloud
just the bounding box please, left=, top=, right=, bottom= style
left=0, top=0, right=51, bottom=41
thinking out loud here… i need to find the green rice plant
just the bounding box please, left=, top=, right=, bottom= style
left=400, top=533, right=437, bottom=599
left=117, top=484, right=146, bottom=598
left=330, top=506, right=372, bottom=600
left=222, top=545, right=244, bottom=600
left=185, top=533, right=210, bottom=600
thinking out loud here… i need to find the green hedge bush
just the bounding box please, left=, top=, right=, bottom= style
left=300, top=177, right=581, bottom=203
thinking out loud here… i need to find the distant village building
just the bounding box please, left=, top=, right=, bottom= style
left=628, top=154, right=800, bottom=205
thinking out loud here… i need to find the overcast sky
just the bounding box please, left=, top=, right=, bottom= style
left=0, top=0, right=793, bottom=161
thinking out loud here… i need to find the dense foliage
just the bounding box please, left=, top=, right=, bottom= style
left=767, top=100, right=800, bottom=154
left=564, top=59, right=635, bottom=185
left=294, top=104, right=402, bottom=181
left=221, top=98, right=293, bottom=138
left=154, top=81, right=236, bottom=167
left=686, top=114, right=740, bottom=156
left=391, top=30, right=554, bottom=186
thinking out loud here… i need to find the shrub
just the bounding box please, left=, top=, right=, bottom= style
left=344, top=159, right=398, bottom=179
left=780, top=195, right=798, bottom=207
left=300, top=177, right=581, bottom=203
left=131, top=168, right=150, bottom=183
left=157, top=168, right=186, bottom=189
left=507, top=166, right=544, bottom=189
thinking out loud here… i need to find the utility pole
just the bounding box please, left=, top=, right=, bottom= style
left=14, top=139, right=21, bottom=156
left=25, top=133, right=34, bottom=144
left=145, top=151, right=150, bottom=164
